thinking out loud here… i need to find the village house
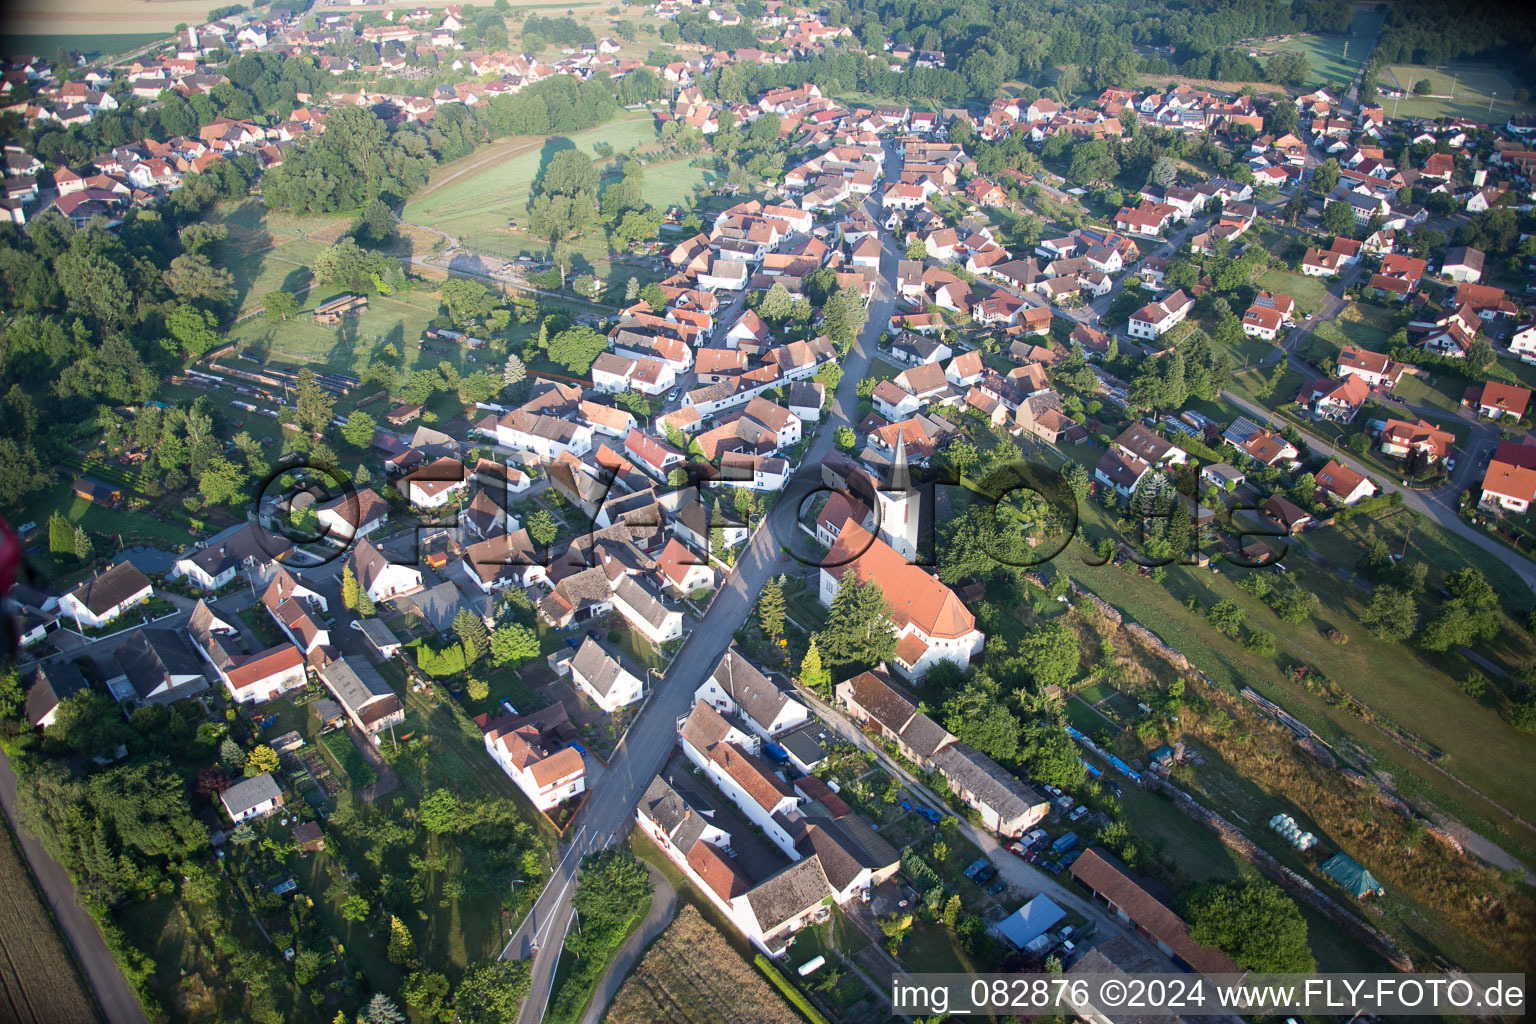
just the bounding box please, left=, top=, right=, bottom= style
left=694, top=646, right=809, bottom=742
left=481, top=702, right=586, bottom=812
left=1465, top=381, right=1531, bottom=422
left=568, top=636, right=644, bottom=713
left=836, top=670, right=1048, bottom=836
left=58, top=561, right=154, bottom=631
left=221, top=773, right=283, bottom=825
left=1481, top=442, right=1536, bottom=514
left=1315, top=459, right=1377, bottom=505
left=1127, top=290, right=1193, bottom=340
left=187, top=601, right=306, bottom=705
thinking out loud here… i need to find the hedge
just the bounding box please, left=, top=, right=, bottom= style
left=755, top=954, right=832, bottom=1024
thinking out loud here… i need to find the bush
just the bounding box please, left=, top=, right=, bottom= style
left=754, top=955, right=831, bottom=1024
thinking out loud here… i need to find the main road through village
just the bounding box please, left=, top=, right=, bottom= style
left=501, top=183, right=902, bottom=1022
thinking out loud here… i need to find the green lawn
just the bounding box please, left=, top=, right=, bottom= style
left=1310, top=302, right=1397, bottom=358
left=1064, top=498, right=1536, bottom=846
left=1381, top=64, right=1536, bottom=123
left=1392, top=373, right=1462, bottom=415
left=402, top=114, right=664, bottom=267
left=0, top=31, right=166, bottom=59
left=1256, top=268, right=1334, bottom=316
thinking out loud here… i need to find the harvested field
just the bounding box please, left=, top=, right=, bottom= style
left=6, top=0, right=225, bottom=36
left=0, top=816, right=100, bottom=1024
left=604, top=905, right=800, bottom=1024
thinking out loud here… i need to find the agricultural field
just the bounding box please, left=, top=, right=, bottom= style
left=605, top=905, right=801, bottom=1024
left=6, top=0, right=225, bottom=34
left=1053, top=478, right=1536, bottom=837
left=0, top=818, right=101, bottom=1024
left=0, top=31, right=165, bottom=59
left=1380, top=64, right=1536, bottom=123
left=403, top=116, right=657, bottom=241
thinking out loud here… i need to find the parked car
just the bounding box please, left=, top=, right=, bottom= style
left=1041, top=859, right=1063, bottom=875
left=918, top=806, right=942, bottom=824
left=986, top=879, right=1006, bottom=895
left=1069, top=805, right=1090, bottom=822
left=963, top=857, right=989, bottom=880
left=1006, top=840, right=1028, bottom=859
left=1024, top=828, right=1048, bottom=847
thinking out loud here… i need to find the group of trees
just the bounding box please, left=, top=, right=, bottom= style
left=0, top=157, right=256, bottom=509
left=265, top=72, right=658, bottom=215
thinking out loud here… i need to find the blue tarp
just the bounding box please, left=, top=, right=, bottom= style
left=1079, top=757, right=1103, bottom=778
left=1103, top=753, right=1143, bottom=782
left=996, top=894, right=1066, bottom=949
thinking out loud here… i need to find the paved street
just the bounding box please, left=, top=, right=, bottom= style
left=1221, top=388, right=1536, bottom=592
left=504, top=186, right=902, bottom=1024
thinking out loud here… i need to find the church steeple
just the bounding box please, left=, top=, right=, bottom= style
left=887, top=431, right=910, bottom=493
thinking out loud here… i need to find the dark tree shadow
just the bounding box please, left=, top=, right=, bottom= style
left=282, top=265, right=313, bottom=294
left=532, top=136, right=579, bottom=197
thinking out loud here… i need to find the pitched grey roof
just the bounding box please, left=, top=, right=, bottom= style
left=929, top=741, right=1046, bottom=821
left=709, top=647, right=795, bottom=732
left=569, top=637, right=634, bottom=698
left=113, top=629, right=205, bottom=699
left=796, top=821, right=873, bottom=892
left=222, top=772, right=281, bottom=816
left=320, top=658, right=397, bottom=718
left=744, top=856, right=832, bottom=932
left=68, top=561, right=153, bottom=616
left=183, top=523, right=283, bottom=577
left=613, top=575, right=673, bottom=629
left=25, top=661, right=88, bottom=725
left=638, top=775, right=711, bottom=852
left=897, top=712, right=952, bottom=761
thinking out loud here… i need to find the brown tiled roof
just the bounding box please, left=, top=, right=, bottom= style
left=68, top=561, right=152, bottom=616
left=687, top=839, right=751, bottom=901
left=710, top=741, right=793, bottom=812
left=1069, top=849, right=1239, bottom=975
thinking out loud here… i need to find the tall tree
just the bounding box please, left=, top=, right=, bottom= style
left=342, top=565, right=361, bottom=610
left=1016, top=620, right=1080, bottom=689
left=294, top=369, right=334, bottom=435
left=454, top=608, right=490, bottom=662
left=942, top=675, right=1021, bottom=762
left=1184, top=881, right=1315, bottom=973
left=758, top=576, right=786, bottom=643
left=816, top=576, right=897, bottom=670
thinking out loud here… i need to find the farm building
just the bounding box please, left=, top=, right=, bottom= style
left=997, top=894, right=1066, bottom=950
